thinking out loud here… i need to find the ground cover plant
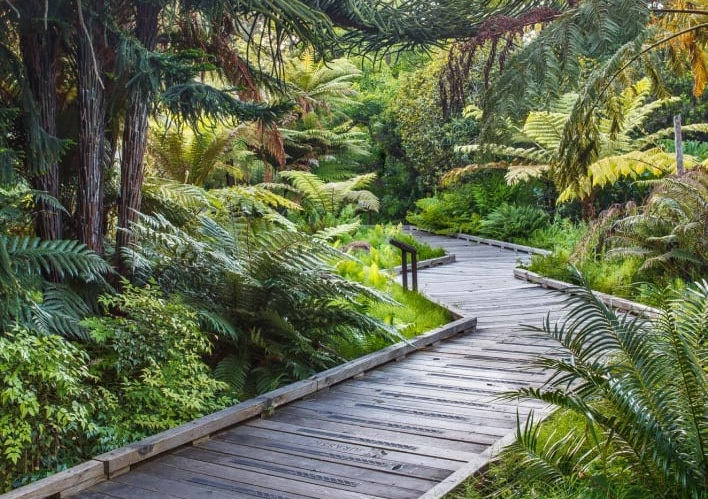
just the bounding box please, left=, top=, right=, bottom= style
left=334, top=223, right=452, bottom=349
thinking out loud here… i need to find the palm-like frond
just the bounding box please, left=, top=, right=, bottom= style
left=556, top=148, right=694, bottom=202
left=342, top=189, right=380, bottom=212
left=313, top=221, right=361, bottom=242
left=509, top=271, right=707, bottom=497
left=285, top=55, right=362, bottom=116
left=147, top=123, right=243, bottom=186
left=278, top=170, right=333, bottom=214
left=506, top=412, right=597, bottom=490
left=608, top=168, right=708, bottom=280
left=0, top=234, right=110, bottom=336
left=4, top=236, right=110, bottom=282
left=123, top=186, right=397, bottom=397
left=277, top=170, right=380, bottom=218
left=280, top=125, right=371, bottom=167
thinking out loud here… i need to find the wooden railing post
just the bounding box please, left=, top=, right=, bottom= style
left=391, top=239, right=417, bottom=292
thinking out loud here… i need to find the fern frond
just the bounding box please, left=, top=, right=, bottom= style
left=313, top=221, right=360, bottom=242
left=4, top=236, right=111, bottom=281
left=214, top=354, right=250, bottom=394
left=342, top=190, right=380, bottom=212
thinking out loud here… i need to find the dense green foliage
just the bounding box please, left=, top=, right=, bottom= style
left=82, top=284, right=232, bottom=443
left=0, top=331, right=97, bottom=491
left=450, top=276, right=707, bottom=499
left=0, top=0, right=705, bottom=494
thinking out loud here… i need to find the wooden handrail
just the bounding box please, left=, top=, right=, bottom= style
left=390, top=238, right=417, bottom=291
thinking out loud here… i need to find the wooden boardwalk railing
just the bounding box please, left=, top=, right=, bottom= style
left=4, top=231, right=592, bottom=499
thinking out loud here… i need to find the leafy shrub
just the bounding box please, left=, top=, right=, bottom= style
left=525, top=218, right=587, bottom=252
left=406, top=172, right=528, bottom=234
left=406, top=191, right=483, bottom=234
left=82, top=284, right=231, bottom=444
left=0, top=330, right=97, bottom=491
left=527, top=250, right=575, bottom=282
left=478, top=204, right=549, bottom=242
left=528, top=252, right=642, bottom=299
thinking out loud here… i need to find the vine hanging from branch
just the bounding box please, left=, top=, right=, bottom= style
left=440, top=7, right=562, bottom=116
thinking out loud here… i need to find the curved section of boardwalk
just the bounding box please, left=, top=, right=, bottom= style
left=68, top=233, right=568, bottom=499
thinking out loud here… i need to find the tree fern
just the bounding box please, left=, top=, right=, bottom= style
left=608, top=168, right=708, bottom=280
left=276, top=170, right=380, bottom=232
left=453, top=79, right=689, bottom=209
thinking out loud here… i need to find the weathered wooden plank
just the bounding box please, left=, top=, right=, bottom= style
left=183, top=440, right=439, bottom=491
left=311, top=385, right=548, bottom=424
left=88, top=481, right=181, bottom=499
left=346, top=376, right=543, bottom=406
left=245, top=417, right=487, bottom=458
left=145, top=455, right=388, bottom=499
left=324, top=381, right=545, bottom=414
left=174, top=447, right=429, bottom=498
left=384, top=355, right=549, bottom=374
left=514, top=268, right=660, bottom=318
left=68, top=493, right=115, bottom=499
left=94, top=398, right=266, bottom=477
left=112, top=471, right=255, bottom=499
left=0, top=461, right=105, bottom=499
left=278, top=403, right=509, bottom=447
left=214, top=424, right=463, bottom=475
left=373, top=363, right=551, bottom=386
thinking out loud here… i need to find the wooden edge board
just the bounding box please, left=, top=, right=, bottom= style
left=403, top=226, right=550, bottom=256
left=392, top=254, right=457, bottom=274
left=0, top=461, right=104, bottom=499
left=310, top=316, right=477, bottom=388
left=415, top=455, right=488, bottom=499
left=417, top=407, right=554, bottom=499
left=513, top=268, right=661, bottom=318
left=2, top=316, right=477, bottom=499
left=453, top=234, right=551, bottom=256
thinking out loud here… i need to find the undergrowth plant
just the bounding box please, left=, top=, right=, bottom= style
left=335, top=224, right=451, bottom=347
left=502, top=274, right=707, bottom=498
left=0, top=330, right=98, bottom=491
left=124, top=186, right=399, bottom=398
left=478, top=204, right=549, bottom=242
left=82, top=283, right=232, bottom=445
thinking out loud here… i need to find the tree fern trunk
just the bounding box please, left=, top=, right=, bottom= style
left=76, top=0, right=107, bottom=254
left=116, top=2, right=161, bottom=276
left=19, top=18, right=62, bottom=241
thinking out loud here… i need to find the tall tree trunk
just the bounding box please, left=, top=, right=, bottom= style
left=19, top=16, right=63, bottom=241
left=76, top=0, right=107, bottom=254
left=116, top=2, right=161, bottom=276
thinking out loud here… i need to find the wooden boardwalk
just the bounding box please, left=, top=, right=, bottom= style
left=14, top=232, right=575, bottom=499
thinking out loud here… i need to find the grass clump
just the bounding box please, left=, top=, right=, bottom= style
left=334, top=223, right=453, bottom=356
